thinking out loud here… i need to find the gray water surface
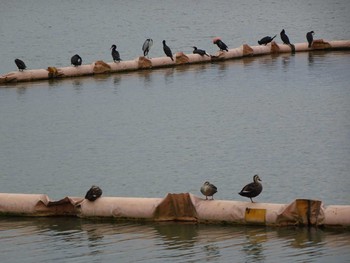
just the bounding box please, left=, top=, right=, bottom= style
left=1, top=0, right=350, bottom=262
left=1, top=217, right=349, bottom=263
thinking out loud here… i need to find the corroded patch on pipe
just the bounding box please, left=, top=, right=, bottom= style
left=312, top=39, right=331, bottom=50
left=296, top=199, right=323, bottom=226
left=242, top=44, right=254, bottom=56
left=270, top=41, right=280, bottom=53
left=154, top=193, right=198, bottom=221
left=28, top=196, right=81, bottom=216
left=93, top=60, right=111, bottom=74
left=211, top=50, right=226, bottom=61
left=245, top=208, right=266, bottom=224
left=47, top=67, right=59, bottom=78
left=175, top=52, right=189, bottom=64
left=138, top=56, right=152, bottom=69
left=276, top=199, right=323, bottom=226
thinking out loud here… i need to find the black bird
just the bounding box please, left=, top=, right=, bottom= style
left=258, top=35, right=277, bottom=45
left=142, top=39, right=153, bottom=57
left=162, top=40, right=174, bottom=61
left=306, top=31, right=314, bottom=48
left=71, top=54, right=82, bottom=67
left=192, top=46, right=210, bottom=57
left=213, top=38, right=228, bottom=52
left=200, top=181, right=218, bottom=200
left=14, top=59, right=26, bottom=71
left=280, top=29, right=295, bottom=52
left=85, top=185, right=103, bottom=201
left=238, top=174, right=263, bottom=203
left=111, top=44, right=121, bottom=62
left=280, top=29, right=291, bottom=45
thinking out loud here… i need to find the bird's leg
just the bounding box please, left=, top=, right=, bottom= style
left=206, top=196, right=208, bottom=200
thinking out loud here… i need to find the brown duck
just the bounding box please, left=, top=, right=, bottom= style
left=200, top=181, right=218, bottom=200
left=239, top=174, right=262, bottom=203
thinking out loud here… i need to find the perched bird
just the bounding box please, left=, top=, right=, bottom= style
left=306, top=31, right=314, bottom=48
left=142, top=38, right=153, bottom=57
left=192, top=46, right=210, bottom=57
left=85, top=185, right=103, bottom=201
left=238, top=174, right=263, bottom=203
left=71, top=54, right=82, bottom=67
left=111, top=44, right=121, bottom=62
left=258, top=35, right=277, bottom=45
left=14, top=59, right=26, bottom=71
left=200, top=181, right=218, bottom=200
left=280, top=29, right=291, bottom=45
left=213, top=38, right=228, bottom=52
left=162, top=40, right=174, bottom=61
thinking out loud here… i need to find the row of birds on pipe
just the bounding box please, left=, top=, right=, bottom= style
left=84, top=174, right=262, bottom=203
left=14, top=29, right=315, bottom=72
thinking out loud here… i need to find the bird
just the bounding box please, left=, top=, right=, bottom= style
left=111, top=44, right=121, bottom=62
left=192, top=46, right=210, bottom=57
left=258, top=35, right=277, bottom=45
left=142, top=38, right=153, bottom=57
left=162, top=40, right=174, bottom=61
left=306, top=31, right=314, bottom=48
left=213, top=38, right=228, bottom=52
left=280, top=29, right=291, bottom=45
left=85, top=185, right=103, bottom=201
left=14, top=59, right=26, bottom=71
left=71, top=54, right=82, bottom=67
left=200, top=181, right=218, bottom=200
left=238, top=174, right=263, bottom=203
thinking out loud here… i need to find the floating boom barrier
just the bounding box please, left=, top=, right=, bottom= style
left=1, top=39, right=350, bottom=84
left=0, top=193, right=349, bottom=228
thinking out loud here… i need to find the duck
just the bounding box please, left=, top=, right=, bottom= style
left=142, top=38, right=153, bottom=57
left=306, top=31, right=314, bottom=48
left=213, top=38, right=228, bottom=52
left=200, top=181, right=218, bottom=200
left=238, top=174, right=262, bottom=203
left=14, top=58, right=26, bottom=71
left=162, top=40, right=174, bottom=61
left=111, top=44, right=121, bottom=62
left=85, top=185, right=103, bottom=201
left=192, top=46, right=210, bottom=56
left=280, top=29, right=291, bottom=45
left=258, top=35, right=276, bottom=45
left=71, top=54, right=82, bottom=67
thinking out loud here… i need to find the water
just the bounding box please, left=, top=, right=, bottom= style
left=0, top=218, right=349, bottom=263
left=1, top=0, right=350, bottom=262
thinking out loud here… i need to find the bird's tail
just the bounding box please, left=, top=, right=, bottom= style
left=171, top=57, right=174, bottom=61
left=289, top=43, right=295, bottom=53
left=272, top=35, right=277, bottom=40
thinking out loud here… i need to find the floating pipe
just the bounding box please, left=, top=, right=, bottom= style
left=1, top=39, right=349, bottom=84
left=0, top=193, right=349, bottom=228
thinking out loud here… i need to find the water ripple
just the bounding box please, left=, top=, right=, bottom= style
left=1, top=218, right=350, bottom=263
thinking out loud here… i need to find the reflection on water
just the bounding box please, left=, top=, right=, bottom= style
left=242, top=228, right=267, bottom=262
left=154, top=223, right=198, bottom=249
left=1, top=217, right=349, bottom=262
